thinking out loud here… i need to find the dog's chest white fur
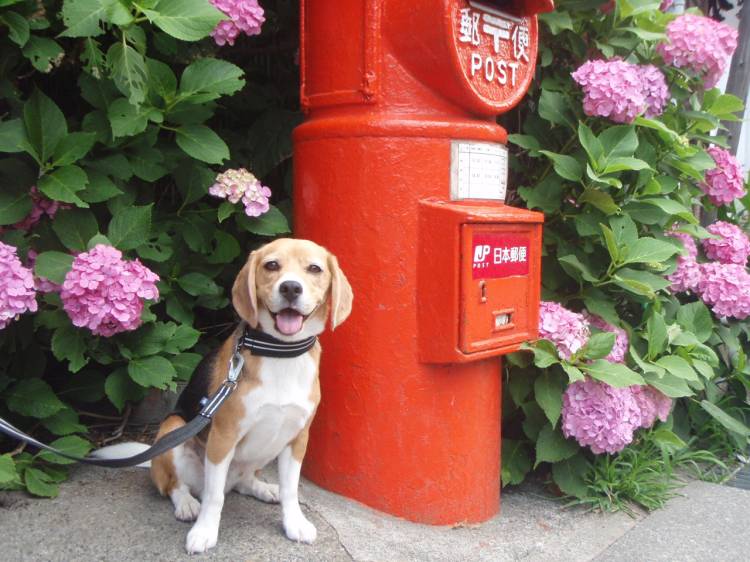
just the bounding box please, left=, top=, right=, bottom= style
left=232, top=354, right=316, bottom=469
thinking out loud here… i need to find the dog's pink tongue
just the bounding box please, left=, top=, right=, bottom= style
left=276, top=309, right=304, bottom=335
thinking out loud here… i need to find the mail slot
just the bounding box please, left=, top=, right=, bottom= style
left=418, top=199, right=543, bottom=363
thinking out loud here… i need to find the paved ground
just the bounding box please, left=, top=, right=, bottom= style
left=1, top=466, right=748, bottom=562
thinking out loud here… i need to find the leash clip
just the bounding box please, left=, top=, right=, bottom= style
left=227, top=351, right=245, bottom=385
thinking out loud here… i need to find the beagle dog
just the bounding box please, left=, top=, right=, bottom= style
left=149, top=238, right=352, bottom=554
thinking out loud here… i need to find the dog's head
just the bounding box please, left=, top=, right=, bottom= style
left=232, top=238, right=353, bottom=340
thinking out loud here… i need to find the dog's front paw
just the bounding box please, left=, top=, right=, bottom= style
left=284, top=512, right=317, bottom=543
left=186, top=523, right=218, bottom=554
left=252, top=481, right=280, bottom=503
left=174, top=495, right=201, bottom=522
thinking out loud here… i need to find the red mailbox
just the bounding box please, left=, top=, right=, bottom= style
left=294, top=0, right=553, bottom=525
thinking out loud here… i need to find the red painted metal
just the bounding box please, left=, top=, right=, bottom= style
left=294, top=0, right=552, bottom=525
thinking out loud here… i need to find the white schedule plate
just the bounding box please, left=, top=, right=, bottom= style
left=450, top=141, right=508, bottom=201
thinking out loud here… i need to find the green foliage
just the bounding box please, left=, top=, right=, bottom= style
left=503, top=0, right=750, bottom=499
left=0, top=0, right=300, bottom=495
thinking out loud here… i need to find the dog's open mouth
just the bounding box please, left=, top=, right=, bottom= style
left=272, top=308, right=306, bottom=336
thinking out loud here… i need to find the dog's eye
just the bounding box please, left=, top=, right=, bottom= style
left=307, top=264, right=322, bottom=274
left=264, top=261, right=280, bottom=271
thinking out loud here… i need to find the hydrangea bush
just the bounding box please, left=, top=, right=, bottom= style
left=503, top=2, right=750, bottom=501
left=0, top=0, right=299, bottom=496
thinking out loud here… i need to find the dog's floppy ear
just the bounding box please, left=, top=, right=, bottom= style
left=327, top=253, right=353, bottom=330
left=232, top=252, right=260, bottom=327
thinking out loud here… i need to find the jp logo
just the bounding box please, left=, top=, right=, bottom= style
left=474, top=244, right=491, bottom=263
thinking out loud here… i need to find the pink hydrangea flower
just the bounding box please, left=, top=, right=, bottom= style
left=562, top=378, right=642, bottom=454
left=572, top=59, right=647, bottom=123
left=666, top=230, right=701, bottom=293
left=572, top=60, right=669, bottom=122
left=538, top=301, right=590, bottom=360
left=640, top=64, right=669, bottom=118
left=657, top=14, right=738, bottom=88
left=61, top=245, right=159, bottom=337
left=702, top=221, right=750, bottom=265
left=209, top=168, right=272, bottom=217
left=583, top=312, right=628, bottom=364
left=631, top=385, right=672, bottom=428
left=701, top=146, right=746, bottom=206
left=696, top=262, right=750, bottom=319
left=210, top=0, right=265, bottom=46
left=10, top=186, right=67, bottom=231
left=0, top=242, right=37, bottom=329
left=26, top=249, right=61, bottom=293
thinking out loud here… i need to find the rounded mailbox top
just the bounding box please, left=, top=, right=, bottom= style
left=449, top=1, right=539, bottom=113
left=386, top=0, right=553, bottom=116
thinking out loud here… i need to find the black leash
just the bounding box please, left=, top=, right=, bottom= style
left=0, top=325, right=318, bottom=468
left=0, top=352, right=246, bottom=468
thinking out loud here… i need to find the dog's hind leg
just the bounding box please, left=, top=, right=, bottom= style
left=233, top=469, right=280, bottom=503
left=150, top=415, right=203, bottom=522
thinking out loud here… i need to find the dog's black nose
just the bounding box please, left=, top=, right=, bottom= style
left=279, top=280, right=303, bottom=302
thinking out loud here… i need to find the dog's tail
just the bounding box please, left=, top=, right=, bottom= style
left=90, top=442, right=152, bottom=468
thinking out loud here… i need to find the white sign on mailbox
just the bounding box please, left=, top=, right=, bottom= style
left=450, top=140, right=508, bottom=201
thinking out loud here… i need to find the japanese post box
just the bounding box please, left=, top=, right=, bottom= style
left=294, top=0, right=553, bottom=525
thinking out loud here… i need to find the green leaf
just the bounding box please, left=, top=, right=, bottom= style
left=538, top=89, right=575, bottom=128
left=634, top=117, right=681, bottom=142
left=218, top=201, right=235, bottom=223
left=676, top=301, right=713, bottom=343
left=610, top=215, right=638, bottom=248
left=583, top=332, right=616, bottom=360
left=559, top=254, right=599, bottom=283
left=647, top=313, right=668, bottom=359
left=654, top=355, right=698, bottom=381
left=24, top=468, right=59, bottom=497
left=0, top=11, right=29, bottom=46
left=599, top=125, right=638, bottom=160
left=173, top=162, right=214, bottom=205
left=105, top=368, right=145, bottom=411
left=639, top=198, right=697, bottom=223
left=143, top=0, right=225, bottom=41
left=38, top=435, right=92, bottom=465
left=523, top=339, right=559, bottom=368
left=128, top=356, right=176, bottom=389
left=23, top=89, right=67, bottom=164
left=622, top=237, right=679, bottom=265
left=81, top=170, right=122, bottom=203
left=561, top=363, right=585, bottom=383
left=501, top=439, right=532, bottom=486
left=107, top=98, right=155, bottom=138
left=0, top=454, right=17, bottom=484
left=507, top=134, right=541, bottom=152
left=539, top=150, right=583, bottom=182
left=51, top=132, right=97, bottom=167
left=582, top=359, right=645, bottom=387
left=22, top=36, right=64, bottom=73
left=579, top=189, right=619, bottom=214
left=706, top=93, right=744, bottom=118
left=38, top=165, right=89, bottom=207
left=52, top=208, right=98, bottom=251
left=0, top=185, right=32, bottom=225
left=60, top=0, right=133, bottom=37
left=602, top=157, right=651, bottom=174
left=41, top=409, right=87, bottom=436
left=146, top=57, right=177, bottom=99
left=34, top=252, right=73, bottom=284
left=163, top=324, right=201, bottom=354
left=52, top=325, right=88, bottom=373
left=578, top=122, right=603, bottom=166
left=642, top=372, right=693, bottom=398
left=613, top=268, right=671, bottom=297
left=175, top=124, right=229, bottom=164
left=236, top=206, right=291, bottom=236
left=518, top=175, right=564, bottom=214
left=178, top=58, right=245, bottom=102
left=6, top=379, right=66, bottom=418
left=551, top=453, right=590, bottom=498
left=0, top=118, right=26, bottom=153
left=508, top=370, right=533, bottom=405
left=700, top=401, right=750, bottom=437
left=535, top=424, right=578, bottom=467
left=177, top=272, right=221, bottom=296
left=619, top=0, right=661, bottom=19
left=107, top=42, right=148, bottom=107
left=600, top=224, right=620, bottom=263
left=172, top=352, right=202, bottom=380
left=107, top=204, right=152, bottom=251
left=534, top=372, right=564, bottom=427
left=538, top=10, right=573, bottom=34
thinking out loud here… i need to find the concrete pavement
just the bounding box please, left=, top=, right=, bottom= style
left=1, top=466, right=748, bottom=561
